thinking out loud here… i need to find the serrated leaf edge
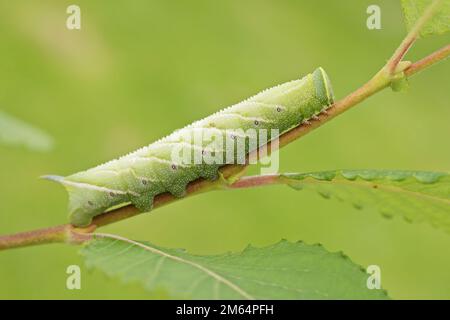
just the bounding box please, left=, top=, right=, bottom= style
left=81, top=234, right=390, bottom=299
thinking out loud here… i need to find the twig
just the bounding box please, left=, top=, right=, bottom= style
left=0, top=4, right=449, bottom=250
left=0, top=225, right=67, bottom=250
left=405, top=44, right=450, bottom=77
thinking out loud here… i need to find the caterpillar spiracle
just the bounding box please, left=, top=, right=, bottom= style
left=45, top=67, right=334, bottom=227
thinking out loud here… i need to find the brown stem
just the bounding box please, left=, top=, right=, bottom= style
left=386, top=0, right=443, bottom=74
left=0, top=43, right=449, bottom=251
left=0, top=225, right=67, bottom=250
left=0, top=223, right=97, bottom=251
left=405, top=44, right=450, bottom=77
left=387, top=36, right=417, bottom=74
left=229, top=174, right=281, bottom=189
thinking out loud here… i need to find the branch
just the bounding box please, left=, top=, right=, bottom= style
left=0, top=225, right=67, bottom=250
left=0, top=223, right=95, bottom=250
left=1, top=37, right=449, bottom=251
left=405, top=44, right=450, bottom=77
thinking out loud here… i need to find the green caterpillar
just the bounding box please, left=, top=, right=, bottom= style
left=45, top=67, right=334, bottom=227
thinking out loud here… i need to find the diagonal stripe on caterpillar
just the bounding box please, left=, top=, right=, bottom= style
left=44, top=67, right=334, bottom=227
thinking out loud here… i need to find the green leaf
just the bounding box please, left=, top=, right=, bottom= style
left=283, top=170, right=450, bottom=232
left=81, top=235, right=389, bottom=300
left=0, top=110, right=54, bottom=152
left=400, top=0, right=450, bottom=37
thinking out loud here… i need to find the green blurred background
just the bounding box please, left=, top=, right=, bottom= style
left=0, top=0, right=449, bottom=299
